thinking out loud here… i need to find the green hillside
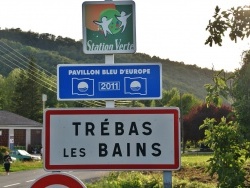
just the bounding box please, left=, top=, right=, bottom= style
left=0, top=28, right=216, bottom=99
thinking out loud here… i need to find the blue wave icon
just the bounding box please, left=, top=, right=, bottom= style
left=124, top=77, right=147, bottom=95
left=72, top=78, right=94, bottom=96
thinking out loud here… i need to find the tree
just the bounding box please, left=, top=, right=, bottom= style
left=233, top=51, right=250, bottom=139
left=205, top=5, right=250, bottom=46
left=200, top=118, right=249, bottom=187
left=138, top=88, right=180, bottom=107
left=1, top=69, right=22, bottom=111
left=175, top=93, right=201, bottom=116
left=204, top=5, right=250, bottom=186
left=204, top=70, right=235, bottom=107
left=183, top=103, right=233, bottom=144
left=204, top=65, right=250, bottom=140
left=149, top=88, right=201, bottom=113
left=204, top=4, right=250, bottom=140
left=39, top=73, right=58, bottom=109
left=11, top=59, right=42, bottom=122
left=25, top=59, right=43, bottom=122
left=11, top=69, right=29, bottom=115
left=0, top=75, right=5, bottom=109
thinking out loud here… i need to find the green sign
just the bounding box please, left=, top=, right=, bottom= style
left=82, top=1, right=136, bottom=54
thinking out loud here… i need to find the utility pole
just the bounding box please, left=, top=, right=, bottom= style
left=180, top=92, right=184, bottom=153
left=42, top=94, right=47, bottom=112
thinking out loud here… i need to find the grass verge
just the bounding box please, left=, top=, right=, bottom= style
left=0, top=160, right=42, bottom=175
left=85, top=154, right=216, bottom=188
left=1, top=155, right=249, bottom=187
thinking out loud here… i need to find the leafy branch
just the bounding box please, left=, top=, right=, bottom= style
left=205, top=5, right=250, bottom=46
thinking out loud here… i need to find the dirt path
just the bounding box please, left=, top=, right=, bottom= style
left=173, top=165, right=250, bottom=187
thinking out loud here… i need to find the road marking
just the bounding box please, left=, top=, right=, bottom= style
left=26, top=179, right=35, bottom=182
left=3, top=183, right=20, bottom=187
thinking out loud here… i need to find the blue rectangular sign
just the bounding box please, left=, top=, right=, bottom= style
left=57, top=63, right=162, bottom=100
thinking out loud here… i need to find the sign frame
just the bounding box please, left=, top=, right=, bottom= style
left=30, top=172, right=86, bottom=188
left=82, top=1, right=136, bottom=54
left=44, top=107, right=180, bottom=171
left=57, top=63, right=162, bottom=101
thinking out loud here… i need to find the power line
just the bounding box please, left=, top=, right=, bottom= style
left=0, top=58, right=56, bottom=93
left=0, top=41, right=57, bottom=87
left=0, top=47, right=57, bottom=91
left=0, top=39, right=131, bottom=107
left=0, top=40, right=56, bottom=77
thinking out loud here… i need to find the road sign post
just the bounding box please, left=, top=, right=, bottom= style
left=30, top=173, right=86, bottom=188
left=57, top=63, right=162, bottom=100
left=40, top=0, right=180, bottom=187
left=44, top=108, right=180, bottom=171
left=105, top=54, right=115, bottom=107
left=82, top=1, right=136, bottom=54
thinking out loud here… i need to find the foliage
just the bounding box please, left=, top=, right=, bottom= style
left=2, top=154, right=249, bottom=187
left=10, top=60, right=43, bottom=122
left=204, top=62, right=250, bottom=141
left=204, top=9, right=250, bottom=185
left=204, top=70, right=235, bottom=107
left=172, top=178, right=215, bottom=188
left=86, top=170, right=216, bottom=188
left=25, top=59, right=43, bottom=121
left=178, top=93, right=201, bottom=115
left=181, top=155, right=211, bottom=167
left=200, top=118, right=250, bottom=187
left=0, top=160, right=42, bottom=175
left=0, top=64, right=201, bottom=121
left=183, top=103, right=233, bottom=144
left=79, top=171, right=162, bottom=188
left=10, top=160, right=42, bottom=172
left=86, top=155, right=222, bottom=188
left=233, top=50, right=250, bottom=140
left=0, top=29, right=216, bottom=100
left=0, top=146, right=10, bottom=163
left=0, top=69, right=20, bottom=111
left=0, top=75, right=5, bottom=109
left=10, top=69, right=29, bottom=113
left=205, top=5, right=250, bottom=46
left=142, top=88, right=201, bottom=115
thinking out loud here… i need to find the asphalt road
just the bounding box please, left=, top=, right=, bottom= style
left=0, top=169, right=109, bottom=188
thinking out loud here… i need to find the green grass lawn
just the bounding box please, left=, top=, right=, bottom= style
left=1, top=155, right=249, bottom=188
left=181, top=154, right=211, bottom=166
left=85, top=154, right=216, bottom=188
left=0, top=160, right=42, bottom=175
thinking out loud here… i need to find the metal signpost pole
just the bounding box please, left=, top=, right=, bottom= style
left=51, top=1, right=178, bottom=187
left=105, top=0, right=114, bottom=108
left=103, top=1, right=171, bottom=187
left=105, top=54, right=115, bottom=108
left=163, top=171, right=172, bottom=188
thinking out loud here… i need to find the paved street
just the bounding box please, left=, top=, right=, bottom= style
left=0, top=169, right=109, bottom=187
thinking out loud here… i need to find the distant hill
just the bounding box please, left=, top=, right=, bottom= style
left=0, top=28, right=216, bottom=99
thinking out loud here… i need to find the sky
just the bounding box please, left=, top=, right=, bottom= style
left=0, top=0, right=250, bottom=72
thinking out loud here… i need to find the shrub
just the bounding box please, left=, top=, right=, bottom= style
left=200, top=117, right=249, bottom=187
left=0, top=146, right=10, bottom=163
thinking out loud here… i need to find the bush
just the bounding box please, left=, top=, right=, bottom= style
left=200, top=118, right=249, bottom=187
left=86, top=171, right=162, bottom=188
left=0, top=146, right=10, bottom=163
